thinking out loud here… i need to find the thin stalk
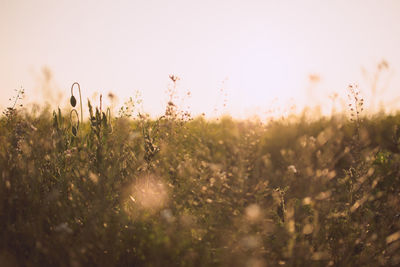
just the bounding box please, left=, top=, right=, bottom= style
left=71, top=82, right=83, bottom=123
left=70, top=109, right=80, bottom=129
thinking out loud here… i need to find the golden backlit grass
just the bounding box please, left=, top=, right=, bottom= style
left=1, top=92, right=400, bottom=266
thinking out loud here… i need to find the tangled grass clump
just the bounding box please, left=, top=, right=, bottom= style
left=0, top=83, right=400, bottom=266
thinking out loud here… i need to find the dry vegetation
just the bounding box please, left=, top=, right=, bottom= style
left=1, top=83, right=400, bottom=266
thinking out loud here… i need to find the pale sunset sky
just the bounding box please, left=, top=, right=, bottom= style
left=1, top=0, right=400, bottom=118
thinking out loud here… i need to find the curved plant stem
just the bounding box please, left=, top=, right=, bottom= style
left=71, top=82, right=83, bottom=123
left=70, top=109, right=80, bottom=129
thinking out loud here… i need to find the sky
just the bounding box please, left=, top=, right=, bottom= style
left=1, top=0, right=400, bottom=118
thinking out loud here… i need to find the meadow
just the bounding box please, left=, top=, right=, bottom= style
left=1, top=84, right=400, bottom=266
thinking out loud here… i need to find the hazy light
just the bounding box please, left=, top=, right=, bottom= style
left=129, top=174, right=167, bottom=211
left=245, top=204, right=261, bottom=221
left=1, top=0, right=400, bottom=118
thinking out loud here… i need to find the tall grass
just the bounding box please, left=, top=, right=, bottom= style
left=0, top=84, right=400, bottom=266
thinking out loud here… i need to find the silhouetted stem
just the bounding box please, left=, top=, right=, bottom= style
left=71, top=82, right=83, bottom=123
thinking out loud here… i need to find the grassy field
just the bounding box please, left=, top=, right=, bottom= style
left=1, top=87, right=400, bottom=266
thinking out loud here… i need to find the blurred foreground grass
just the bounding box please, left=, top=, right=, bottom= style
left=1, top=95, right=400, bottom=266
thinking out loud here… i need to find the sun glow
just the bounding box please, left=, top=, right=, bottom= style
left=1, top=0, right=400, bottom=118
left=223, top=40, right=309, bottom=118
